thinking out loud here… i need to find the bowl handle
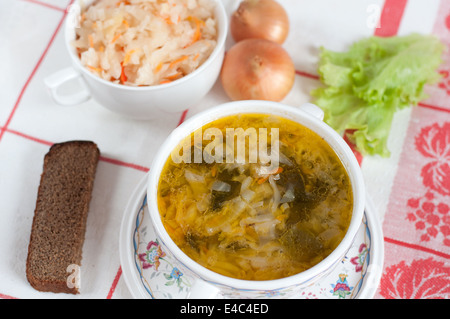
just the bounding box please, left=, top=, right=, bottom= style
left=44, top=67, right=91, bottom=106
left=298, top=103, right=324, bottom=121
left=187, top=278, right=221, bottom=299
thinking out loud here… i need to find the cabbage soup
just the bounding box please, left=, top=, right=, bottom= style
left=157, top=114, right=353, bottom=281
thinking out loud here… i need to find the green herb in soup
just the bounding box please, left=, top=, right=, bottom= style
left=157, top=114, right=353, bottom=280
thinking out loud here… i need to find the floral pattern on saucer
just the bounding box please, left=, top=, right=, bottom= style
left=133, top=197, right=193, bottom=298
left=131, top=194, right=380, bottom=299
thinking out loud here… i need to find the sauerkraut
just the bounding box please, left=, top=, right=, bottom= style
left=74, top=0, right=217, bottom=86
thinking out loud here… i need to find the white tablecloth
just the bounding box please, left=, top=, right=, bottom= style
left=1, top=0, right=449, bottom=299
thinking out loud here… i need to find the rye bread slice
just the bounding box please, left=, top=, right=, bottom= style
left=26, top=141, right=100, bottom=294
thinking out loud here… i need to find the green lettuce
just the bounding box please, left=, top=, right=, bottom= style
left=312, top=34, right=444, bottom=157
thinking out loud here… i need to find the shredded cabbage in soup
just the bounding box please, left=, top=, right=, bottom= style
left=157, top=114, right=353, bottom=280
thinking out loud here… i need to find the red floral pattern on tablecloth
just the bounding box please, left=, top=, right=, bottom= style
left=380, top=258, right=450, bottom=299
left=406, top=191, right=450, bottom=246
left=375, top=0, right=450, bottom=299
left=438, top=70, right=450, bottom=96
left=415, top=123, right=450, bottom=196
left=376, top=106, right=450, bottom=299
left=404, top=123, right=450, bottom=247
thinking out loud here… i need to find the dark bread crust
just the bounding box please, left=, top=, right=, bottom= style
left=26, top=141, right=100, bottom=294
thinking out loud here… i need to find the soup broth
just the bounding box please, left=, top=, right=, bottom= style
left=157, top=114, right=353, bottom=280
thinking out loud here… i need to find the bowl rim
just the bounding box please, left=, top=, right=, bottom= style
left=146, top=100, right=366, bottom=291
left=64, top=0, right=228, bottom=91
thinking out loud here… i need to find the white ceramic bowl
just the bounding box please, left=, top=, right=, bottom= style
left=44, top=0, right=228, bottom=119
left=146, top=100, right=366, bottom=298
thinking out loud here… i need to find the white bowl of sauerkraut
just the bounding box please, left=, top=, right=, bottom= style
left=46, top=0, right=227, bottom=118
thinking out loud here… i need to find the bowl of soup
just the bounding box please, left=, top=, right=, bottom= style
left=147, top=100, right=365, bottom=298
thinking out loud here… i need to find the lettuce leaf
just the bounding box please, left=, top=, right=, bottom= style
left=312, top=33, right=444, bottom=157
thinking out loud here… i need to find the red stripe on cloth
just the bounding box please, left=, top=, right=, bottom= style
left=106, top=266, right=122, bottom=299
left=295, top=70, right=320, bottom=80
left=101, top=115, right=188, bottom=300
left=21, top=0, right=66, bottom=12
left=99, top=156, right=149, bottom=173
left=374, top=0, right=408, bottom=37
left=293, top=69, right=450, bottom=115
left=418, top=102, right=450, bottom=114
left=343, top=130, right=363, bottom=166
left=0, top=293, right=19, bottom=299
left=384, top=237, right=450, bottom=259
left=5, top=128, right=54, bottom=146
left=4, top=127, right=150, bottom=173
left=341, top=0, right=409, bottom=164
left=177, top=110, right=188, bottom=127
left=0, top=0, right=74, bottom=143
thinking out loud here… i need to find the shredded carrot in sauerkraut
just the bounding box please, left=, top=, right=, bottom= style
left=74, top=0, right=217, bottom=86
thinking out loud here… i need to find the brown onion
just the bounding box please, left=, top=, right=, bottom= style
left=220, top=38, right=295, bottom=102
left=231, top=0, right=289, bottom=44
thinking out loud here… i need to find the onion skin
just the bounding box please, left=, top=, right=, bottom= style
left=231, top=0, right=289, bottom=44
left=220, top=39, right=295, bottom=102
